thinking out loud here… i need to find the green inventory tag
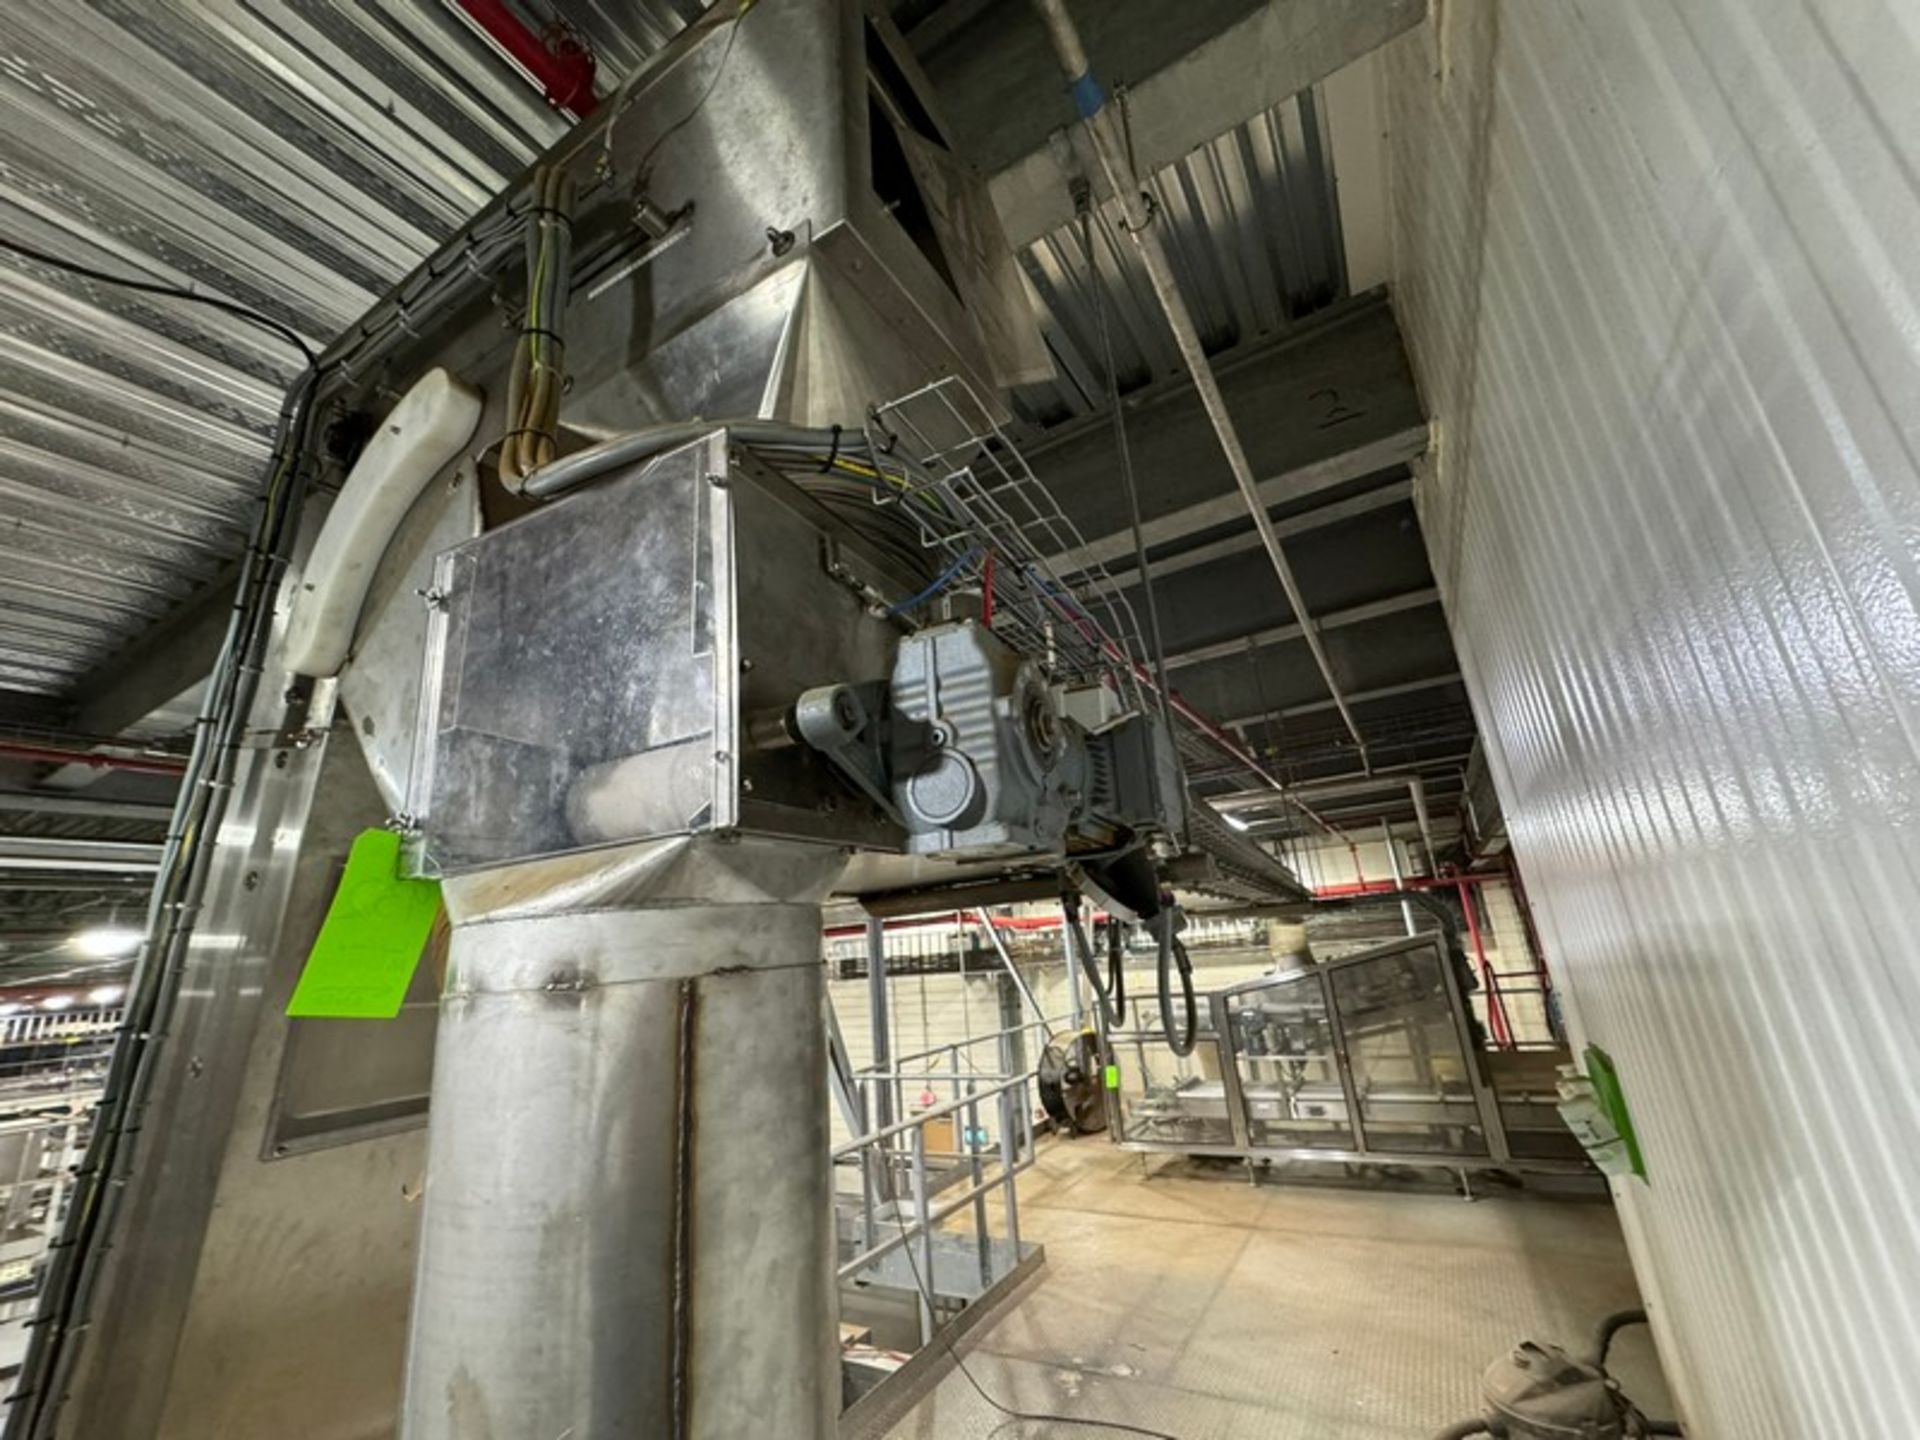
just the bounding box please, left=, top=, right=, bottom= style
left=1584, top=1044, right=1647, bottom=1180
left=1103, top=1064, right=1120, bottom=1090
left=286, top=829, right=440, bottom=1019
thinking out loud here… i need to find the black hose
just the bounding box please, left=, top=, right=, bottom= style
left=1157, top=929, right=1197, bottom=1057
left=1643, top=1423, right=1684, bottom=1437
left=1062, top=893, right=1120, bottom=1031
left=1591, top=1308, right=1648, bottom=1368
left=1104, top=917, right=1128, bottom=1029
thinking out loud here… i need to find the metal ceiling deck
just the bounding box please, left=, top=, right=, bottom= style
left=1014, top=91, right=1344, bottom=425
left=0, top=0, right=1345, bottom=718
left=0, top=0, right=588, bottom=704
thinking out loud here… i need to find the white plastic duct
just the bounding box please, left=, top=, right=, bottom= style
left=285, top=367, right=482, bottom=678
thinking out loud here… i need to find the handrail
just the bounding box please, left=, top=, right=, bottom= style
left=831, top=1071, right=1032, bottom=1158
left=862, top=1013, right=1068, bottom=1076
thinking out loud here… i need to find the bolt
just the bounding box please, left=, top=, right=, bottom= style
left=739, top=657, right=755, bottom=672
left=766, top=226, right=796, bottom=256
left=243, top=871, right=260, bottom=892
left=706, top=472, right=728, bottom=489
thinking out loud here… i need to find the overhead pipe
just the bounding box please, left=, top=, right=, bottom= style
left=0, top=739, right=186, bottom=777
left=0, top=838, right=162, bottom=874
left=453, top=0, right=599, bottom=117
left=1312, top=872, right=1507, bottom=897
left=1382, top=819, right=1417, bottom=938
left=1031, top=0, right=1369, bottom=768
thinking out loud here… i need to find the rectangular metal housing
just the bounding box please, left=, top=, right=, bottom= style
left=409, top=433, right=907, bottom=874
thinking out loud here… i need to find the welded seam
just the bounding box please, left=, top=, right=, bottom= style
left=669, top=976, right=698, bottom=1440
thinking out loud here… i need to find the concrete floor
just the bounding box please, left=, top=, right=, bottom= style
left=876, top=1138, right=1672, bottom=1439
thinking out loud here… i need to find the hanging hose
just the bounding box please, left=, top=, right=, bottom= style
left=1062, top=892, right=1118, bottom=1030
left=1103, top=916, right=1128, bottom=1029
left=1156, top=916, right=1197, bottom=1057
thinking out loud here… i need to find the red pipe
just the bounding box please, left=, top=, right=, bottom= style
left=455, top=0, right=597, bottom=116
left=0, top=739, right=187, bottom=777
left=1505, top=863, right=1562, bottom=1042
left=1310, top=872, right=1504, bottom=898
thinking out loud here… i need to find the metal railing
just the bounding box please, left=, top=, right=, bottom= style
left=0, top=1009, right=121, bottom=1048
left=832, top=1067, right=1039, bottom=1344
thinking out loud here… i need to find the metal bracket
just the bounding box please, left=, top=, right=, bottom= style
left=794, top=682, right=902, bottom=823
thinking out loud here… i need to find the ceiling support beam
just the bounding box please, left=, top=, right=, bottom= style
left=1085, top=481, right=1413, bottom=598
left=1164, top=587, right=1437, bottom=671
left=1025, top=293, right=1427, bottom=572
left=915, top=0, right=1426, bottom=248
left=66, top=564, right=233, bottom=742
left=1222, top=671, right=1465, bottom=729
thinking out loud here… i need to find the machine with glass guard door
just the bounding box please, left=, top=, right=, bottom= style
left=1104, top=935, right=1588, bottom=1175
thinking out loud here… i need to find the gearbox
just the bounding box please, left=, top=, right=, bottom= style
left=795, top=619, right=1180, bottom=864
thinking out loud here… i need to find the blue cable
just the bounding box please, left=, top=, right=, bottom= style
left=886, top=546, right=981, bottom=618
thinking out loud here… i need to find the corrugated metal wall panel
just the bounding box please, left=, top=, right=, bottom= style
left=1385, top=3, right=1920, bottom=1436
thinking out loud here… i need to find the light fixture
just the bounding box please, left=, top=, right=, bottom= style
left=39, top=994, right=75, bottom=1012
left=87, top=985, right=126, bottom=1006
left=1223, top=813, right=1251, bottom=832
left=71, top=926, right=144, bottom=960
left=0, top=1003, right=22, bottom=1017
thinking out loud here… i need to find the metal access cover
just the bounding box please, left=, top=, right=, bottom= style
left=408, top=435, right=733, bottom=873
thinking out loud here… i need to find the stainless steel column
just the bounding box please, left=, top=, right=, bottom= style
left=402, top=836, right=844, bottom=1440
left=1384, top=821, right=1418, bottom=937
left=865, top=914, right=894, bottom=1134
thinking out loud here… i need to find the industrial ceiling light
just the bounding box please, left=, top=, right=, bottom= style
left=40, top=995, right=75, bottom=1012
left=71, top=926, right=144, bottom=960
left=88, top=985, right=126, bottom=1005
left=1223, top=812, right=1252, bottom=831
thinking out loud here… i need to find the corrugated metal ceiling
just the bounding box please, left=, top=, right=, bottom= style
left=0, top=0, right=587, bottom=705
left=1015, top=91, right=1344, bottom=424
left=0, top=0, right=1347, bottom=718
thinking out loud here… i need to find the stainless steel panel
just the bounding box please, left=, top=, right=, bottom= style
left=337, top=458, right=483, bottom=815
left=405, top=836, right=845, bottom=1440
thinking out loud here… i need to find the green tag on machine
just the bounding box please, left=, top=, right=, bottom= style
left=1555, top=1043, right=1647, bottom=1181
left=286, top=829, right=441, bottom=1020
left=1103, top=1063, right=1120, bottom=1090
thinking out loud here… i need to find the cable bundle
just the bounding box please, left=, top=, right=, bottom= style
left=499, top=164, right=574, bottom=490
